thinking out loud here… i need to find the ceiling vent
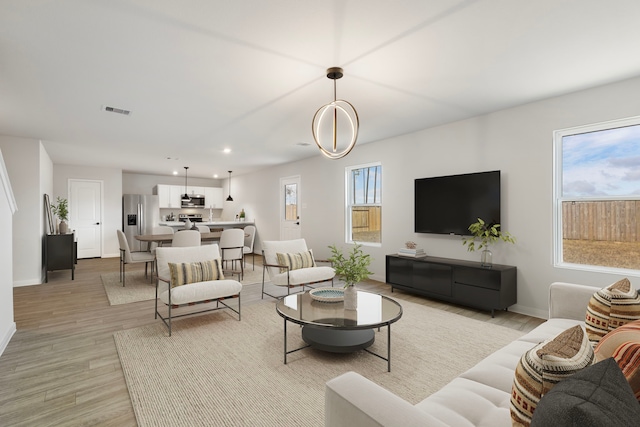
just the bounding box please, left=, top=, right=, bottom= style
left=101, top=105, right=131, bottom=116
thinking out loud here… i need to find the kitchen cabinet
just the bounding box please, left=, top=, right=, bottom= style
left=188, top=186, right=205, bottom=196
left=155, top=185, right=183, bottom=208
left=205, top=187, right=223, bottom=209
left=155, top=185, right=223, bottom=209
left=385, top=254, right=517, bottom=317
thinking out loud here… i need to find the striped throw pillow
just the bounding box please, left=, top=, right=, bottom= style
left=511, top=325, right=595, bottom=427
left=585, top=278, right=640, bottom=346
left=276, top=250, right=316, bottom=273
left=168, top=259, right=224, bottom=288
left=595, top=319, right=640, bottom=401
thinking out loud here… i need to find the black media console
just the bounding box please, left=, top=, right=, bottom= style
left=385, top=254, right=517, bottom=317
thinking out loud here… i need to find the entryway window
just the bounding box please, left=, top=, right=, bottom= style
left=346, top=163, right=382, bottom=245
left=553, top=116, right=640, bottom=274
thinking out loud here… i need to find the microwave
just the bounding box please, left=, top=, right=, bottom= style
left=181, top=194, right=205, bottom=208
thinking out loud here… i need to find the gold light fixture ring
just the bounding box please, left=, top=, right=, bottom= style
left=312, top=67, right=359, bottom=160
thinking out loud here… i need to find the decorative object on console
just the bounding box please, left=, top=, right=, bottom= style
left=328, top=243, right=372, bottom=310
left=312, top=67, right=359, bottom=160
left=181, top=166, right=191, bottom=202
left=50, top=196, right=69, bottom=234
left=226, top=170, right=234, bottom=202
left=398, top=242, right=425, bottom=257
left=239, top=208, right=245, bottom=221
left=462, top=217, right=515, bottom=268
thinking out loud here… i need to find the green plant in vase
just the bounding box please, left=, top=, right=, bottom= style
left=462, top=218, right=515, bottom=267
left=328, top=243, right=373, bottom=287
left=328, top=243, right=373, bottom=310
left=50, top=196, right=69, bottom=234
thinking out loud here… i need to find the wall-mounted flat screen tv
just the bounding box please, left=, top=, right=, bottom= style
left=415, top=170, right=501, bottom=236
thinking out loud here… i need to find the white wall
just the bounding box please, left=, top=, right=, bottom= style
left=122, top=172, right=221, bottom=195
left=0, top=149, right=17, bottom=356
left=240, top=75, right=640, bottom=319
left=53, top=164, right=123, bottom=258
left=0, top=136, right=49, bottom=286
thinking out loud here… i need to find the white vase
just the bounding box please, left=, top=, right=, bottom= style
left=344, top=285, right=358, bottom=310
left=59, top=220, right=68, bottom=235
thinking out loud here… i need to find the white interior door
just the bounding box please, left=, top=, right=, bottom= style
left=280, top=176, right=301, bottom=240
left=69, top=179, right=102, bottom=258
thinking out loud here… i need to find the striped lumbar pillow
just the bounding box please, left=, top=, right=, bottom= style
left=276, top=250, right=316, bottom=274
left=168, top=259, right=224, bottom=288
left=585, top=278, right=640, bottom=346
left=511, top=325, right=595, bottom=427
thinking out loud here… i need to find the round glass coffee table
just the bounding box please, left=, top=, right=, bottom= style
left=275, top=289, right=403, bottom=371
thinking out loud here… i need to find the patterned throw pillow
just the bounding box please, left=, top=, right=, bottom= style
left=276, top=250, right=316, bottom=273
left=168, top=259, right=224, bottom=288
left=594, top=319, right=640, bottom=401
left=585, top=278, right=640, bottom=346
left=511, top=325, right=595, bottom=427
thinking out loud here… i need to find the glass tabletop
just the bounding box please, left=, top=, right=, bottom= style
left=276, top=290, right=403, bottom=329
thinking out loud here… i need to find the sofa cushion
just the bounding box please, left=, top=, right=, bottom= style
left=276, top=249, right=316, bottom=273
left=159, top=279, right=242, bottom=305
left=530, top=358, right=640, bottom=427
left=168, top=259, right=224, bottom=288
left=415, top=377, right=512, bottom=427
left=271, top=265, right=335, bottom=287
left=585, top=278, right=640, bottom=345
left=510, top=325, right=595, bottom=427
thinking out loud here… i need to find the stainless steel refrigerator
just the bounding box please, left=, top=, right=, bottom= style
left=123, top=194, right=159, bottom=252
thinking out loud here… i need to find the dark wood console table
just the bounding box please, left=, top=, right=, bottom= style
left=45, top=233, right=76, bottom=282
left=385, top=254, right=516, bottom=316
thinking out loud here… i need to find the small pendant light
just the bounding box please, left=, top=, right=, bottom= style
left=181, top=166, right=191, bottom=202
left=226, top=170, right=234, bottom=202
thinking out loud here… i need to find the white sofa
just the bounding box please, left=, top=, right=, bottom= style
left=325, top=282, right=597, bottom=427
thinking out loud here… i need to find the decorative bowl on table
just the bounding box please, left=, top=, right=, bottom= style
left=309, top=287, right=345, bottom=303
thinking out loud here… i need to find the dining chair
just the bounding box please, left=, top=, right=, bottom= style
left=150, top=226, right=174, bottom=253
left=116, top=229, right=155, bottom=287
left=242, top=225, right=256, bottom=270
left=196, top=225, right=210, bottom=233
left=171, top=230, right=201, bottom=247
left=219, top=228, right=244, bottom=280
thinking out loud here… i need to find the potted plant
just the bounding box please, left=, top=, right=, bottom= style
left=328, top=243, right=373, bottom=309
left=50, top=196, right=69, bottom=234
left=462, top=217, right=515, bottom=267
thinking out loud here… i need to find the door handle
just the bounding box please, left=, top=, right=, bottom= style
left=295, top=222, right=300, bottom=225
left=95, top=222, right=100, bottom=225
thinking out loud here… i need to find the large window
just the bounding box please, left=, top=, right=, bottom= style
left=346, top=163, right=382, bottom=245
left=554, top=116, right=640, bottom=273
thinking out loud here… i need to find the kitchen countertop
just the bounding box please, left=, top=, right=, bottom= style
left=159, top=221, right=254, bottom=227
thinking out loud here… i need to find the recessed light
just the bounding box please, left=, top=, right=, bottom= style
left=213, top=174, right=219, bottom=178
left=172, top=171, right=178, bottom=175
left=223, top=148, right=231, bottom=154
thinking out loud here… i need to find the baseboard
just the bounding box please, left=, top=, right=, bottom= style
left=13, top=278, right=42, bottom=287
left=0, top=321, right=16, bottom=357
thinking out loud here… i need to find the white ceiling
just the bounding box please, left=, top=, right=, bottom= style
left=2, top=0, right=640, bottom=178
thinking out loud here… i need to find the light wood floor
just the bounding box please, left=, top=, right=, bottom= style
left=0, top=257, right=544, bottom=426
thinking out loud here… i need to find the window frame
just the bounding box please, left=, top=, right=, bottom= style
left=553, top=115, right=640, bottom=276
left=345, top=162, right=382, bottom=247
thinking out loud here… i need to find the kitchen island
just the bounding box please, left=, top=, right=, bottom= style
left=158, top=220, right=254, bottom=231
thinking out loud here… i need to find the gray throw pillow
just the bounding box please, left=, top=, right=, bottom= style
left=531, top=357, right=640, bottom=427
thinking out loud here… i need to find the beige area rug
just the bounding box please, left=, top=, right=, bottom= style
left=114, top=298, right=525, bottom=426
left=101, top=267, right=267, bottom=305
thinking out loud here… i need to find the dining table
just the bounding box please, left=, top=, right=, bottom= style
left=135, top=231, right=223, bottom=245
